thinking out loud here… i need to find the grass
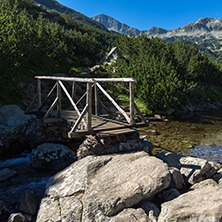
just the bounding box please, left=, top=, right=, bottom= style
left=117, top=94, right=152, bottom=116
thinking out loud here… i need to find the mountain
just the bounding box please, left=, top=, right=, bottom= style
left=150, top=18, right=222, bottom=62
left=93, top=15, right=222, bottom=62
left=92, top=14, right=141, bottom=36
left=34, top=0, right=108, bottom=31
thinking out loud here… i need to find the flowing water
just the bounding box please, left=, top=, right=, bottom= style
left=140, top=109, right=222, bottom=163
left=0, top=151, right=54, bottom=214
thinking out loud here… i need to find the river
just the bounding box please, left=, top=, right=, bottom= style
left=140, top=109, right=222, bottom=163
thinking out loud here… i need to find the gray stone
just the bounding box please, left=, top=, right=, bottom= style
left=82, top=152, right=170, bottom=220
left=169, top=167, right=186, bottom=190
left=156, top=152, right=183, bottom=169
left=30, top=143, right=77, bottom=171
left=36, top=197, right=61, bottom=222
left=179, top=156, right=213, bottom=184
left=37, top=196, right=83, bottom=222
left=77, top=135, right=153, bottom=159
left=39, top=151, right=170, bottom=222
left=0, top=168, right=17, bottom=182
left=7, top=213, right=26, bottom=222
left=158, top=186, right=222, bottom=222
left=0, top=105, right=37, bottom=155
left=19, top=190, right=39, bottom=215
left=110, top=208, right=150, bottom=222
left=190, top=179, right=218, bottom=190
left=60, top=197, right=83, bottom=222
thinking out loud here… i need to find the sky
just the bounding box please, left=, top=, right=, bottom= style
left=57, top=0, right=222, bottom=31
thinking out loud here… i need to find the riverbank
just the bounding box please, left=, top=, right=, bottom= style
left=1, top=104, right=222, bottom=221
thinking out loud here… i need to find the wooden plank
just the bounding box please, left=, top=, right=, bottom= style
left=36, top=76, right=94, bottom=83
left=94, top=78, right=136, bottom=83
left=70, top=104, right=88, bottom=133
left=43, top=97, right=59, bottom=119
left=96, top=82, right=131, bottom=123
left=57, top=81, right=62, bottom=118
left=86, top=83, right=92, bottom=131
left=76, top=91, right=86, bottom=106
left=37, top=79, right=41, bottom=109
left=129, top=82, right=135, bottom=125
left=96, top=128, right=138, bottom=137
left=134, top=102, right=146, bottom=123
left=94, top=82, right=98, bottom=116
left=35, top=76, right=136, bottom=83
left=39, top=82, right=57, bottom=111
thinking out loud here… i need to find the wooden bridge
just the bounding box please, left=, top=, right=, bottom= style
left=26, top=76, right=148, bottom=138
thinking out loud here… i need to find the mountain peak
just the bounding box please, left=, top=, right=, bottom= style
left=92, top=14, right=141, bottom=36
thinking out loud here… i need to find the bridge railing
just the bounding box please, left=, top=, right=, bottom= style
left=26, top=76, right=146, bottom=135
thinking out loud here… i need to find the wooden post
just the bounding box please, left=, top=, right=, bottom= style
left=86, top=83, right=92, bottom=131
left=57, top=81, right=61, bottom=118
left=72, top=81, right=76, bottom=102
left=94, top=81, right=99, bottom=116
left=129, top=82, right=135, bottom=125
left=37, top=79, right=41, bottom=109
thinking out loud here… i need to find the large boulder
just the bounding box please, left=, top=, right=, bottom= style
left=179, top=156, right=214, bottom=184
left=30, top=143, right=77, bottom=171
left=37, top=151, right=171, bottom=222
left=158, top=186, right=222, bottom=222
left=0, top=105, right=38, bottom=155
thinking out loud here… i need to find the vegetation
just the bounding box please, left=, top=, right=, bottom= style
left=0, top=0, right=118, bottom=106
left=109, top=34, right=222, bottom=113
left=1, top=0, right=222, bottom=114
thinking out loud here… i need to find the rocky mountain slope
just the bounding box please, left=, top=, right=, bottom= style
left=34, top=0, right=108, bottom=31
left=93, top=15, right=222, bottom=62
left=92, top=14, right=141, bottom=36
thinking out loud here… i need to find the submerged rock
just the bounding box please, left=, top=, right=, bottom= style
left=37, top=151, right=170, bottom=222
left=30, top=143, right=77, bottom=171
left=0, top=168, right=17, bottom=182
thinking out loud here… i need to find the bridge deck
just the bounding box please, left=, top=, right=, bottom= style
left=44, top=110, right=146, bottom=138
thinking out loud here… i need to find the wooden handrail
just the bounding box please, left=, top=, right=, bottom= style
left=38, top=82, right=57, bottom=111
left=25, top=92, right=38, bottom=113
left=43, top=97, right=59, bottom=119
left=58, top=80, right=87, bottom=127
left=35, top=76, right=136, bottom=83
left=70, top=104, right=89, bottom=133
left=96, top=82, right=131, bottom=124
